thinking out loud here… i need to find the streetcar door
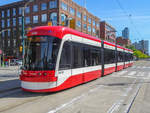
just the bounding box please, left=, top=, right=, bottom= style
left=57, top=41, right=72, bottom=87
left=71, top=42, right=84, bottom=86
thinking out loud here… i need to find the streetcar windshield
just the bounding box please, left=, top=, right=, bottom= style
left=23, top=36, right=61, bottom=71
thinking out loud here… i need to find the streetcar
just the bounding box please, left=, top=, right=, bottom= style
left=20, top=26, right=133, bottom=92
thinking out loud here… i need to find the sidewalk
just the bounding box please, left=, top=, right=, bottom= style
left=0, top=66, right=21, bottom=92
left=0, top=65, right=20, bottom=70
left=0, top=79, right=20, bottom=92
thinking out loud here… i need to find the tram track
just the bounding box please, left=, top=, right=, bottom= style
left=0, top=89, right=48, bottom=113
left=0, top=95, right=46, bottom=113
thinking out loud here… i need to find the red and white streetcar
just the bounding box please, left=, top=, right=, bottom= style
left=20, top=26, right=133, bottom=92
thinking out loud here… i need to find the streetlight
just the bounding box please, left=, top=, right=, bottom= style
left=22, top=0, right=34, bottom=58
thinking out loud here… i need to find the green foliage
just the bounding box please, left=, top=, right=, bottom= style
left=126, top=45, right=150, bottom=59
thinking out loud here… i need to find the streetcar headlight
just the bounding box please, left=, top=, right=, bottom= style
left=38, top=73, right=42, bottom=76
left=43, top=72, right=47, bottom=76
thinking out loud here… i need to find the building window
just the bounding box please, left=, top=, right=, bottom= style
left=14, top=39, right=16, bottom=47
left=70, top=7, right=75, bottom=16
left=96, top=23, right=99, bottom=28
left=84, top=15, right=86, bottom=21
left=7, top=19, right=10, bottom=27
left=8, top=40, right=10, bottom=47
left=8, top=29, right=10, bottom=37
left=25, top=17, right=30, bottom=24
left=93, top=21, right=95, bottom=26
left=93, top=28, right=96, bottom=33
left=49, top=0, right=57, bottom=9
left=33, top=5, right=38, bottom=12
left=7, top=9, right=10, bottom=17
left=13, top=18, right=16, bottom=26
left=88, top=26, right=91, bottom=32
left=41, top=3, right=47, bottom=10
left=2, top=31, right=5, bottom=37
left=13, top=8, right=16, bottom=16
left=83, top=24, right=87, bottom=30
left=19, top=17, right=22, bottom=25
left=76, top=20, right=81, bottom=28
left=77, top=11, right=81, bottom=18
left=61, top=13, right=67, bottom=24
left=41, top=14, right=47, bottom=22
left=1, top=20, right=5, bottom=28
left=25, top=7, right=30, bottom=14
left=50, top=12, right=57, bottom=26
left=88, top=18, right=91, bottom=24
left=19, top=7, right=22, bottom=15
left=1, top=11, right=4, bottom=18
left=33, top=15, right=38, bottom=23
left=61, top=2, right=67, bottom=11
left=3, top=40, right=5, bottom=47
left=13, top=29, right=17, bottom=37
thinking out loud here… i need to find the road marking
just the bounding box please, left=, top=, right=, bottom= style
left=117, top=71, right=128, bottom=76
left=137, top=72, right=144, bottom=77
left=128, top=71, right=136, bottom=76
left=107, top=100, right=124, bottom=113
left=47, top=85, right=103, bottom=113
left=123, top=80, right=142, bottom=113
left=107, top=79, right=137, bottom=113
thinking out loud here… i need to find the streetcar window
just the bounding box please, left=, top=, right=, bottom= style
left=59, top=42, right=71, bottom=70
left=91, top=47, right=101, bottom=66
left=83, top=46, right=91, bottom=66
left=125, top=53, right=129, bottom=61
left=83, top=45, right=101, bottom=67
left=117, top=51, right=124, bottom=62
left=72, top=43, right=83, bottom=68
left=104, top=48, right=115, bottom=64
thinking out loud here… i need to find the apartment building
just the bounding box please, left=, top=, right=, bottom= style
left=0, top=0, right=100, bottom=58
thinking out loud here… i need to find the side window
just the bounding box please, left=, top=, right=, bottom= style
left=83, top=46, right=91, bottom=67
left=91, top=48, right=101, bottom=66
left=59, top=42, right=71, bottom=70
left=72, top=43, right=83, bottom=68
left=104, top=48, right=115, bottom=64
left=118, top=51, right=124, bottom=62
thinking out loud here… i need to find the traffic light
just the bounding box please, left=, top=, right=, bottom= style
left=62, top=21, right=65, bottom=26
left=20, top=46, right=23, bottom=52
left=70, top=19, right=75, bottom=29
left=48, top=21, right=52, bottom=26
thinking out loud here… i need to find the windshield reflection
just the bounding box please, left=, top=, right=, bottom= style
left=23, top=36, right=61, bottom=71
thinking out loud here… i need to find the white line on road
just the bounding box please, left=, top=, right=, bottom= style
left=128, top=71, right=136, bottom=76
left=123, top=80, right=142, bottom=113
left=117, top=71, right=128, bottom=76
left=47, top=85, right=103, bottom=113
left=107, top=79, right=137, bottom=113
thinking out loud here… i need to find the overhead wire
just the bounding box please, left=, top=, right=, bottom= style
left=114, top=0, right=143, bottom=42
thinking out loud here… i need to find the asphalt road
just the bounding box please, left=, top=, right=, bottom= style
left=0, top=60, right=150, bottom=113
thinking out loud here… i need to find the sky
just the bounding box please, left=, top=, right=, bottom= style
left=0, top=0, right=150, bottom=52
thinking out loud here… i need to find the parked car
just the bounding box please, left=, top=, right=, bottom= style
left=16, top=60, right=23, bottom=65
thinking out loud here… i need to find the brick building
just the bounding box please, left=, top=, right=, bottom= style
left=100, top=21, right=116, bottom=43
left=116, top=36, right=131, bottom=47
left=0, top=0, right=100, bottom=58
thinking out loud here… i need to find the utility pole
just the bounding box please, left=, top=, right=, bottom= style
left=0, top=29, right=10, bottom=67
left=22, top=0, right=34, bottom=59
